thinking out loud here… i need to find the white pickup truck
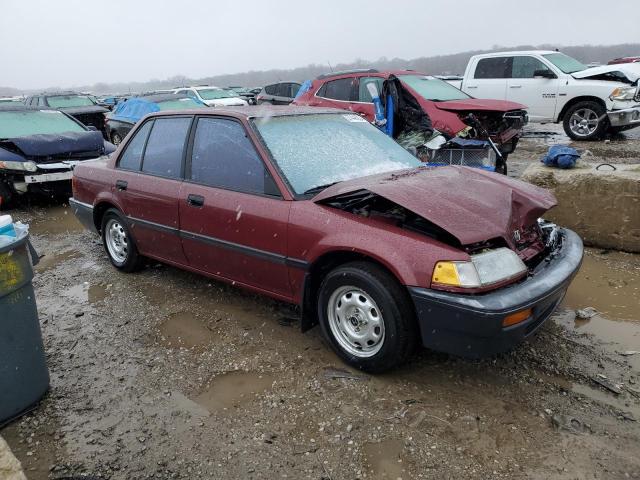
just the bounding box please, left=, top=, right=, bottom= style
left=448, top=50, right=640, bottom=140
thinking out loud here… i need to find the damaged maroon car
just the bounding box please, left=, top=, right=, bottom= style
left=293, top=70, right=528, bottom=174
left=70, top=106, right=582, bottom=372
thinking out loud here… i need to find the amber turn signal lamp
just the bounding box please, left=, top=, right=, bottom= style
left=503, top=308, right=532, bottom=327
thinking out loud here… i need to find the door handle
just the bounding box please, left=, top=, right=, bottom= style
left=115, top=180, right=128, bottom=191
left=509, top=85, right=522, bottom=88
left=187, top=194, right=204, bottom=207
left=467, top=85, right=478, bottom=89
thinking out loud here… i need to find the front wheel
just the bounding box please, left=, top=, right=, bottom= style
left=101, top=209, right=143, bottom=272
left=563, top=101, right=608, bottom=141
left=317, top=261, right=418, bottom=373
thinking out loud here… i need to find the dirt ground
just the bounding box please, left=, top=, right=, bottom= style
left=1, top=124, right=639, bottom=480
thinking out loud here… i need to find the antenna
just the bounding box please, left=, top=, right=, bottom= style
left=327, top=61, right=334, bottom=72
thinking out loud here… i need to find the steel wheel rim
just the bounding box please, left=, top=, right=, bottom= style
left=105, top=219, right=128, bottom=264
left=111, top=133, right=122, bottom=145
left=569, top=108, right=599, bottom=137
left=327, top=286, right=385, bottom=358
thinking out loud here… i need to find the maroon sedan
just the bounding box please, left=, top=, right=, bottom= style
left=70, top=106, right=582, bottom=372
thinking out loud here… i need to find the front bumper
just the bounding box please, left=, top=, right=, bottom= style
left=607, top=105, right=640, bottom=128
left=409, top=228, right=583, bottom=358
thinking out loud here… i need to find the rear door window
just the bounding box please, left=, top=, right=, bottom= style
left=474, top=57, right=512, bottom=79
left=321, top=78, right=356, bottom=101
left=358, top=77, right=384, bottom=102
left=118, top=121, right=153, bottom=171
left=288, top=83, right=301, bottom=98
left=276, top=83, right=290, bottom=98
left=189, top=117, right=276, bottom=195
left=141, top=117, right=191, bottom=178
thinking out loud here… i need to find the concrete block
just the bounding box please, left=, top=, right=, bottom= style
left=521, top=162, right=640, bottom=252
left=0, top=436, right=27, bottom=480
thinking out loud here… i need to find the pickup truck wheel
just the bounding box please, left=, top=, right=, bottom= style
left=563, top=101, right=607, bottom=141
left=317, top=261, right=418, bottom=373
left=101, top=209, right=143, bottom=272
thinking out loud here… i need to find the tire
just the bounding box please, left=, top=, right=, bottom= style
left=563, top=101, right=608, bottom=141
left=101, top=208, right=143, bottom=272
left=0, top=179, right=15, bottom=208
left=110, top=131, right=123, bottom=146
left=317, top=261, right=419, bottom=373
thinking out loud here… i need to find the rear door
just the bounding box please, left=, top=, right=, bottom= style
left=464, top=56, right=509, bottom=100
left=113, top=116, right=192, bottom=265
left=179, top=116, right=292, bottom=298
left=506, top=55, right=558, bottom=121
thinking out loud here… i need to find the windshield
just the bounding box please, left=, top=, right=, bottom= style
left=198, top=89, right=238, bottom=100
left=157, top=98, right=207, bottom=110
left=0, top=110, right=85, bottom=139
left=398, top=75, right=470, bottom=101
left=542, top=53, right=587, bottom=74
left=253, top=113, right=421, bottom=195
left=46, top=95, right=96, bottom=108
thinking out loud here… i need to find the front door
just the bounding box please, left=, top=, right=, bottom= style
left=506, top=56, right=558, bottom=122
left=179, top=116, right=292, bottom=298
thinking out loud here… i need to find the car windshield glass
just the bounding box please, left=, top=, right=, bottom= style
left=0, top=110, right=85, bottom=139
left=198, top=89, right=237, bottom=100
left=46, top=95, right=96, bottom=108
left=398, top=75, right=470, bottom=101
left=542, top=53, right=587, bottom=74
left=157, top=98, right=206, bottom=110
left=253, top=113, right=421, bottom=195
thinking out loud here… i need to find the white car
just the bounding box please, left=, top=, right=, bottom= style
left=172, top=86, right=248, bottom=107
left=449, top=51, right=640, bottom=140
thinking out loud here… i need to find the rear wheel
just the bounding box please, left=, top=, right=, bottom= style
left=317, top=261, right=418, bottom=372
left=563, top=101, right=608, bottom=141
left=101, top=209, right=143, bottom=272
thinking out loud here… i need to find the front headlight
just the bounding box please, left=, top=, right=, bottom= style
left=0, top=160, right=37, bottom=172
left=609, top=86, right=637, bottom=101
left=432, top=248, right=527, bottom=289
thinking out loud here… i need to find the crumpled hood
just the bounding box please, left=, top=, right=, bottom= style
left=314, top=167, right=556, bottom=246
left=434, top=98, right=526, bottom=113
left=0, top=130, right=105, bottom=158
left=572, top=63, right=640, bottom=83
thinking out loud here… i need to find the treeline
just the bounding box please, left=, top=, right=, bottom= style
left=3, top=43, right=639, bottom=96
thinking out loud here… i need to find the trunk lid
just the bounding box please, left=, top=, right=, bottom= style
left=314, top=167, right=556, bottom=246
left=434, top=98, right=526, bottom=113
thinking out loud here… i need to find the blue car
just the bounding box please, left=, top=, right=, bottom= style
left=105, top=94, right=206, bottom=145
left=0, top=104, right=116, bottom=205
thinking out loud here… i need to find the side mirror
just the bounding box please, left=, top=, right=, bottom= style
left=533, top=69, right=556, bottom=79
left=86, top=126, right=98, bottom=131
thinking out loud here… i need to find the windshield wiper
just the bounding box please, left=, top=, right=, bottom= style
left=303, top=181, right=340, bottom=196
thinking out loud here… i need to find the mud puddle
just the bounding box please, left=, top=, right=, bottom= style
left=35, top=249, right=80, bottom=273
left=158, top=311, right=217, bottom=349
left=363, top=439, right=406, bottom=480
left=27, top=206, right=83, bottom=236
left=572, top=382, right=640, bottom=419
left=194, top=371, right=274, bottom=413
left=64, top=282, right=109, bottom=304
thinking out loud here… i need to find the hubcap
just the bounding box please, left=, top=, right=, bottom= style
left=112, top=133, right=122, bottom=145
left=327, top=286, right=385, bottom=358
left=569, top=108, right=599, bottom=137
left=105, top=219, right=128, bottom=264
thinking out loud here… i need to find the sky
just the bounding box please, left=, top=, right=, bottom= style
left=1, top=0, right=639, bottom=90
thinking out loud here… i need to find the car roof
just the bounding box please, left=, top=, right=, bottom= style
left=472, top=50, right=559, bottom=58
left=130, top=93, right=189, bottom=103
left=0, top=104, right=59, bottom=112
left=315, top=70, right=429, bottom=80
left=144, top=105, right=346, bottom=120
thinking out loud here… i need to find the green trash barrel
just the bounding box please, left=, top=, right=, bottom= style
left=0, top=234, right=49, bottom=427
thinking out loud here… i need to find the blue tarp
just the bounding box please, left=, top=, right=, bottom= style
left=107, top=98, right=163, bottom=124
left=542, top=145, right=580, bottom=169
